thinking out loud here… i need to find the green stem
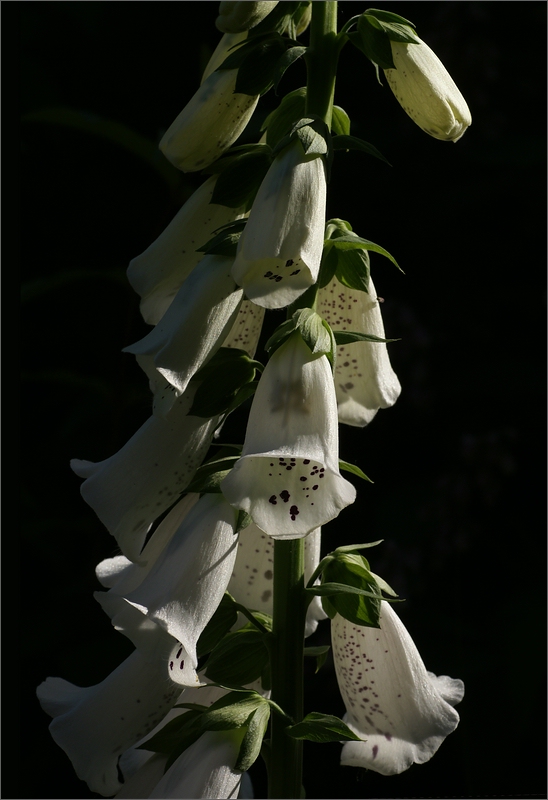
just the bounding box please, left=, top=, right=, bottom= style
left=267, top=6, right=340, bottom=798
left=268, top=539, right=306, bottom=799
left=305, top=1, right=341, bottom=129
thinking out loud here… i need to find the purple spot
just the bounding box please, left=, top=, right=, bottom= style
left=303, top=459, right=310, bottom=465
left=285, top=259, right=294, bottom=267
left=179, top=661, right=185, bottom=670
left=280, top=490, right=290, bottom=503
left=385, top=734, right=392, bottom=741
left=300, top=476, right=307, bottom=482
left=289, top=505, right=299, bottom=520
left=264, top=271, right=273, bottom=278
left=275, top=276, right=282, bottom=282
left=372, top=745, right=378, bottom=759
left=312, top=485, right=318, bottom=490
left=176, top=647, right=183, bottom=659
left=269, top=495, right=277, bottom=505
left=286, top=466, right=292, bottom=470
left=290, top=269, right=301, bottom=276
left=169, top=661, right=174, bottom=670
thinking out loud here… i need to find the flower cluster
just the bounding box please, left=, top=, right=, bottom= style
left=38, top=3, right=468, bottom=798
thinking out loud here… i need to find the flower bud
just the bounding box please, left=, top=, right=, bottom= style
left=216, top=1, right=278, bottom=33
left=159, top=69, right=259, bottom=172
left=384, top=39, right=471, bottom=142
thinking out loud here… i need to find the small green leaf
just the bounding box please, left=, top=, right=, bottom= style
left=273, top=46, right=307, bottom=92
left=291, top=117, right=329, bottom=156
left=210, top=146, right=273, bottom=211
left=287, top=712, right=363, bottom=743
left=236, top=509, right=253, bottom=534
left=138, top=710, right=203, bottom=754
left=235, top=703, right=271, bottom=771
left=264, top=317, right=298, bottom=355
left=336, top=248, right=370, bottom=294
left=331, top=134, right=391, bottom=166
left=185, top=455, right=241, bottom=494
left=197, top=593, right=239, bottom=658
left=331, top=106, right=351, bottom=137
left=306, top=582, right=385, bottom=600
left=334, top=541, right=384, bottom=554
left=205, top=628, right=270, bottom=686
left=321, top=554, right=383, bottom=627
left=363, top=8, right=416, bottom=28
left=197, top=219, right=247, bottom=257
left=294, top=308, right=332, bottom=356
left=354, top=15, right=395, bottom=69
left=189, top=348, right=261, bottom=418
left=339, top=460, right=373, bottom=483
left=317, top=243, right=339, bottom=289
left=200, top=691, right=268, bottom=731
left=304, top=645, right=331, bottom=673
left=334, top=330, right=400, bottom=346
left=262, top=87, right=307, bottom=148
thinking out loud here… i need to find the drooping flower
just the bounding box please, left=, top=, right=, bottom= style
left=159, top=68, right=259, bottom=172
left=231, top=140, right=327, bottom=309
left=331, top=601, right=464, bottom=775
left=124, top=255, right=244, bottom=397
left=222, top=332, right=356, bottom=537
left=36, top=620, right=180, bottom=797
left=316, top=275, right=401, bottom=426
left=222, top=299, right=265, bottom=358
left=127, top=176, right=247, bottom=325
left=216, top=1, right=279, bottom=33
left=97, top=493, right=240, bottom=687
left=228, top=524, right=327, bottom=636
left=71, top=385, right=219, bottom=562
left=384, top=38, right=471, bottom=142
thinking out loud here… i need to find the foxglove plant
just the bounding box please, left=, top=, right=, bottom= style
left=39, top=3, right=470, bottom=798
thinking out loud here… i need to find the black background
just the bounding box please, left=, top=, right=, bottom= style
left=16, top=2, right=546, bottom=799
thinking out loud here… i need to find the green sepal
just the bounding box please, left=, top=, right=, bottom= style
left=199, top=691, right=268, bottom=731
left=251, top=1, right=309, bottom=37
left=185, top=455, right=240, bottom=494
left=351, top=17, right=394, bottom=70
left=332, top=134, right=391, bottom=166
left=235, top=703, right=271, bottom=771
left=197, top=593, right=239, bottom=659
left=331, top=106, right=351, bottom=137
left=189, top=348, right=262, bottom=418
left=262, top=87, right=307, bottom=148
left=217, top=33, right=303, bottom=96
left=335, top=248, right=370, bottom=294
left=273, top=46, right=307, bottom=93
left=210, top=145, right=273, bottom=211
left=236, top=509, right=253, bottom=534
left=264, top=317, right=298, bottom=355
left=328, top=232, right=402, bottom=272
left=196, top=219, right=247, bottom=257
left=334, top=330, right=400, bottom=346
left=334, top=541, right=384, bottom=554
left=137, top=709, right=203, bottom=755
left=265, top=310, right=334, bottom=363
left=317, top=242, right=339, bottom=288
left=339, top=459, right=373, bottom=483
left=204, top=627, right=270, bottom=686
left=286, top=712, right=363, bottom=743
left=304, top=645, right=331, bottom=673
left=363, top=8, right=421, bottom=43
left=363, top=8, right=417, bottom=28
left=320, top=553, right=385, bottom=627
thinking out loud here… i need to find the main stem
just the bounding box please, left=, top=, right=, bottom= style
left=268, top=4, right=339, bottom=799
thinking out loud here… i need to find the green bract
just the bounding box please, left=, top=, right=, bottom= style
left=204, top=624, right=270, bottom=686
left=265, top=312, right=335, bottom=366
left=189, top=347, right=262, bottom=418
left=319, top=551, right=387, bottom=627
left=286, top=712, right=363, bottom=743
left=217, top=32, right=305, bottom=96
left=348, top=9, right=421, bottom=71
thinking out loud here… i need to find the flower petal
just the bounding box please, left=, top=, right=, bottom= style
left=228, top=524, right=326, bottom=635
left=37, top=650, right=181, bottom=797
left=332, top=602, right=463, bottom=775
left=124, top=255, right=244, bottom=396
left=222, top=334, right=356, bottom=537
left=159, top=69, right=259, bottom=173
left=231, top=142, right=326, bottom=309
left=317, top=276, right=401, bottom=426
left=71, top=388, right=218, bottom=562
left=127, top=176, right=247, bottom=325
left=124, top=494, right=239, bottom=686
left=222, top=299, right=265, bottom=358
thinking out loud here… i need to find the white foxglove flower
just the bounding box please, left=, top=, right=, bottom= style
left=71, top=386, right=219, bottom=562
left=123, top=493, right=239, bottom=687
left=160, top=69, right=259, bottom=173
left=228, top=524, right=327, bottom=636
left=384, top=39, right=471, bottom=142
left=231, top=141, right=327, bottom=309
left=222, top=299, right=265, bottom=358
left=127, top=176, right=247, bottom=325
left=332, top=601, right=464, bottom=775
left=317, top=276, right=401, bottom=426
left=216, top=2, right=278, bottom=33
left=201, top=32, right=248, bottom=84
left=37, top=646, right=180, bottom=797
left=222, top=333, right=356, bottom=537
left=124, top=255, right=244, bottom=397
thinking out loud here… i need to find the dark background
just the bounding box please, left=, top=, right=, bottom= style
left=15, top=2, right=546, bottom=799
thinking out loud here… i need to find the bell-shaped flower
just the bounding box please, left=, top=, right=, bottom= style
left=116, top=493, right=239, bottom=687
left=127, top=176, right=247, bottom=325
left=384, top=39, right=471, bottom=142
left=221, top=332, right=356, bottom=537
left=124, top=255, right=244, bottom=397
left=36, top=629, right=180, bottom=797
left=201, top=31, right=248, bottom=84
left=70, top=385, right=219, bottom=562
left=216, top=1, right=278, bottom=33
left=331, top=601, right=464, bottom=776
left=159, top=68, right=259, bottom=172
left=231, top=141, right=327, bottom=309
left=316, top=275, right=401, bottom=426
left=228, top=524, right=327, bottom=636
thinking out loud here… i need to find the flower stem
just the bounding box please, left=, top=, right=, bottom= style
left=305, top=1, right=340, bottom=129
left=268, top=538, right=306, bottom=799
